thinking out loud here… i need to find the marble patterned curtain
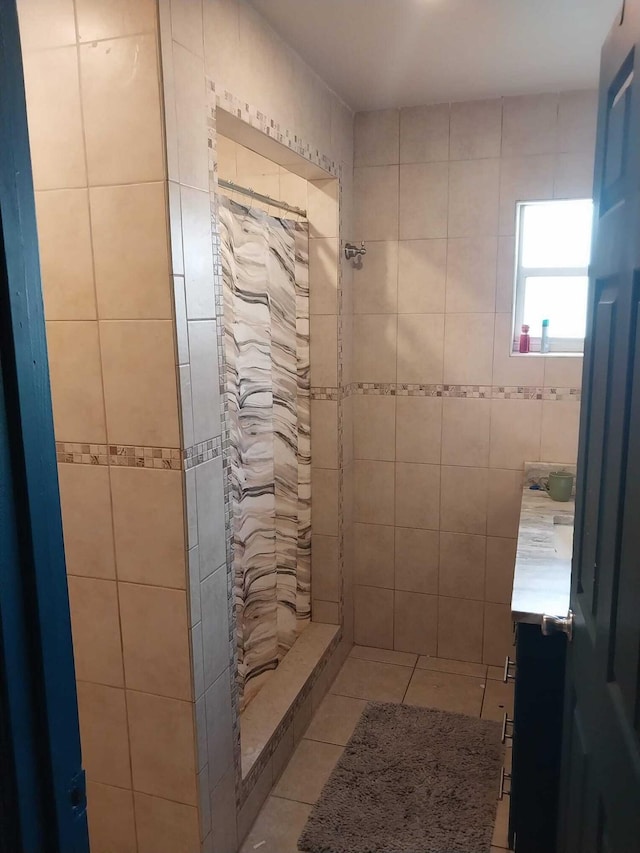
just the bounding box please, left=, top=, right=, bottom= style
left=219, top=198, right=310, bottom=709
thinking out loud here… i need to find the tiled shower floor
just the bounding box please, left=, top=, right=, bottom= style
left=240, top=645, right=514, bottom=853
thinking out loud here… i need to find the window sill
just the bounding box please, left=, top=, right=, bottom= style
left=510, top=351, right=584, bottom=358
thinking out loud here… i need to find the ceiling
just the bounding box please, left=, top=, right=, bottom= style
left=248, top=0, right=622, bottom=111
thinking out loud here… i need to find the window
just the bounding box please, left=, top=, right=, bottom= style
left=513, top=199, right=593, bottom=354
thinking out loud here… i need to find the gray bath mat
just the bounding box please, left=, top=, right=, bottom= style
left=298, top=702, right=503, bottom=853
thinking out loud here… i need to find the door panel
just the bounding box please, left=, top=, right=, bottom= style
left=560, top=4, right=640, bottom=850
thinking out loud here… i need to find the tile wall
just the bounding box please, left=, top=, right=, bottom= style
left=159, top=0, right=354, bottom=849
left=351, top=91, right=596, bottom=666
left=17, top=2, right=202, bottom=851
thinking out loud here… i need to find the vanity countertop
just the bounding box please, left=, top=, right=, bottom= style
left=511, top=486, right=574, bottom=625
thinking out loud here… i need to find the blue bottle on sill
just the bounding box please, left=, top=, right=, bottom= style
left=541, top=319, right=550, bottom=353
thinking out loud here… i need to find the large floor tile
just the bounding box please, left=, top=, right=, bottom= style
left=273, top=739, right=343, bottom=805
left=487, top=665, right=505, bottom=680
left=417, top=655, right=487, bottom=678
left=305, top=694, right=367, bottom=746
left=403, top=668, right=485, bottom=716
left=331, top=658, right=413, bottom=702
left=239, top=796, right=311, bottom=853
left=350, top=644, right=417, bottom=667
left=481, top=678, right=514, bottom=722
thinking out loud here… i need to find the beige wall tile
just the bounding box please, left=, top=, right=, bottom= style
left=553, top=151, right=595, bottom=199
left=498, top=155, right=555, bottom=235
left=119, top=584, right=192, bottom=700
left=353, top=523, right=394, bottom=589
left=492, top=313, right=545, bottom=387
left=310, top=399, right=338, bottom=468
left=90, top=183, right=171, bottom=319
left=86, top=782, right=136, bottom=853
left=110, top=467, right=186, bottom=588
left=399, top=163, right=449, bottom=240
left=502, top=93, right=559, bottom=157
left=308, top=179, right=339, bottom=240
left=279, top=171, right=308, bottom=210
left=487, top=468, right=524, bottom=539
left=400, top=104, right=449, bottom=164
left=395, top=396, right=442, bottom=465
left=46, top=321, right=106, bottom=443
left=352, top=242, right=398, bottom=314
left=440, top=465, right=488, bottom=535
left=355, top=110, right=399, bottom=167
left=76, top=0, right=158, bottom=41
left=354, top=585, right=394, bottom=649
left=449, top=99, right=502, bottom=160
left=353, top=395, right=396, bottom=461
left=394, top=527, right=439, bottom=594
left=312, top=535, right=340, bottom=601
left=448, top=159, right=499, bottom=237
left=170, top=0, right=204, bottom=55
left=496, top=235, right=516, bottom=313
left=443, top=313, right=495, bottom=385
left=309, top=238, right=339, bottom=315
left=354, top=166, right=399, bottom=241
left=438, top=596, right=484, bottom=662
left=485, top=537, right=517, bottom=604
left=353, top=315, right=397, bottom=383
left=354, top=460, right=395, bottom=525
left=483, top=602, right=514, bottom=666
left=397, top=314, right=445, bottom=384
left=446, top=237, right=498, bottom=313
left=395, top=462, right=440, bottom=530
left=309, top=315, right=338, bottom=386
left=23, top=47, right=86, bottom=190
left=35, top=189, right=95, bottom=320
left=127, top=691, right=197, bottom=804
left=172, top=42, right=209, bottom=191
left=77, top=682, right=130, bottom=787
left=67, top=577, right=124, bottom=686
left=100, top=320, right=180, bottom=447
left=398, top=239, right=447, bottom=314
left=179, top=186, right=216, bottom=319
left=439, top=532, right=486, bottom=600
left=18, top=0, right=76, bottom=49
left=540, top=401, right=581, bottom=463
left=489, top=399, right=543, bottom=470
left=135, top=793, right=200, bottom=853
left=311, top=468, right=339, bottom=535
left=557, top=90, right=598, bottom=154
left=58, top=463, right=115, bottom=579
left=544, top=356, right=583, bottom=389
left=394, top=591, right=437, bottom=655
left=81, top=35, right=164, bottom=185
left=313, top=601, right=340, bottom=625
left=441, top=397, right=491, bottom=468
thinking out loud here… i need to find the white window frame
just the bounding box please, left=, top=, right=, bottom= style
left=512, top=199, right=591, bottom=355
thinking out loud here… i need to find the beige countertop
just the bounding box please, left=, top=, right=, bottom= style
left=511, top=468, right=575, bottom=625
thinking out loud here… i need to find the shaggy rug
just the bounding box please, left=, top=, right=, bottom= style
left=298, top=701, right=503, bottom=853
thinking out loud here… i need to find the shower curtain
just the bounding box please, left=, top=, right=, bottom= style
left=218, top=197, right=311, bottom=709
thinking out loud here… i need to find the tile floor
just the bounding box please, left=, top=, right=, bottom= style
left=240, top=644, right=514, bottom=853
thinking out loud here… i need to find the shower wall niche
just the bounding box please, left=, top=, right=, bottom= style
left=219, top=197, right=311, bottom=709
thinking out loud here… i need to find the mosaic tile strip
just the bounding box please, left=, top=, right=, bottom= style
left=183, top=436, right=223, bottom=470
left=340, top=383, right=582, bottom=401
left=216, top=90, right=340, bottom=179
left=310, top=386, right=340, bottom=401
left=56, top=442, right=182, bottom=469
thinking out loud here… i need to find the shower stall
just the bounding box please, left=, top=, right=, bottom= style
left=218, top=197, right=311, bottom=709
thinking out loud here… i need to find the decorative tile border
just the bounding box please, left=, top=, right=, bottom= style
left=334, top=383, right=582, bottom=402
left=56, top=442, right=182, bottom=469
left=183, top=435, right=224, bottom=470
left=216, top=90, right=340, bottom=179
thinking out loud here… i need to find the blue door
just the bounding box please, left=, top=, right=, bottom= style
left=0, top=2, right=89, bottom=851
left=559, top=2, right=640, bottom=849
